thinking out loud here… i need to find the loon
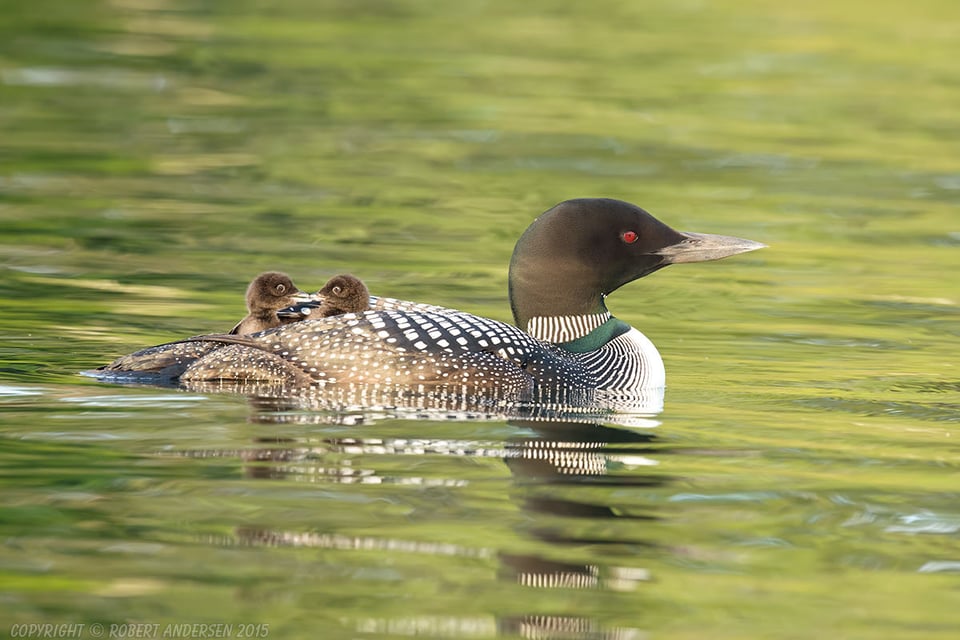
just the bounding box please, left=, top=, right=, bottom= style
left=310, top=274, right=371, bottom=318
left=229, top=271, right=310, bottom=335
left=94, top=199, right=764, bottom=398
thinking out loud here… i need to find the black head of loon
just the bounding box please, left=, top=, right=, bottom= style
left=508, top=198, right=765, bottom=334
left=229, top=271, right=311, bottom=335
left=315, top=274, right=371, bottom=317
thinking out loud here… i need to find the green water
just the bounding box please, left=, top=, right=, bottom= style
left=2, top=0, right=959, bottom=638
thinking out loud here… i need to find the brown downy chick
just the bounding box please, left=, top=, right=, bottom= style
left=230, top=272, right=307, bottom=335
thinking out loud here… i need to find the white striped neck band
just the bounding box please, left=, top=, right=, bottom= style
left=525, top=311, right=612, bottom=344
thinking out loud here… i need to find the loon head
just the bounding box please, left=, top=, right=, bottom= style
left=316, top=274, right=371, bottom=317
left=508, top=198, right=765, bottom=329
left=245, top=271, right=308, bottom=314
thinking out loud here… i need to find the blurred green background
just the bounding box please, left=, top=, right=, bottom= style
left=1, top=0, right=959, bottom=638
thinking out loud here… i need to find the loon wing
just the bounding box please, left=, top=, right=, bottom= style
left=181, top=309, right=538, bottom=393
left=276, top=294, right=456, bottom=322
left=93, top=333, right=263, bottom=380
left=92, top=309, right=591, bottom=400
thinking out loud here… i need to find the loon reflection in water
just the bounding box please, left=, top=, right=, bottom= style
left=88, top=198, right=763, bottom=409
left=183, top=408, right=662, bottom=639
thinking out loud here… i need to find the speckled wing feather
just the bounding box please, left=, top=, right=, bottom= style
left=180, top=308, right=594, bottom=399
left=94, top=334, right=262, bottom=381
left=277, top=295, right=455, bottom=323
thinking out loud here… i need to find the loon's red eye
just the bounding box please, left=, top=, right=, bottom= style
left=621, top=230, right=638, bottom=244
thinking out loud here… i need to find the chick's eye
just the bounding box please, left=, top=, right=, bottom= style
left=621, top=230, right=638, bottom=244
left=332, top=286, right=343, bottom=295
left=276, top=284, right=286, bottom=294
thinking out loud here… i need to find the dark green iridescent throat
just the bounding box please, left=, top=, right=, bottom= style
left=558, top=317, right=632, bottom=353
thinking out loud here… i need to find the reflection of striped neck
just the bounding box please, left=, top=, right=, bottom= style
left=525, top=311, right=612, bottom=343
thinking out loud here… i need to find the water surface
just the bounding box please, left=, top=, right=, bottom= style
left=2, top=0, right=959, bottom=638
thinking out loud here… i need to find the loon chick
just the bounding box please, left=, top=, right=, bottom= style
left=96, top=199, right=764, bottom=398
left=315, top=274, right=370, bottom=317
left=230, top=272, right=310, bottom=335
left=275, top=274, right=371, bottom=323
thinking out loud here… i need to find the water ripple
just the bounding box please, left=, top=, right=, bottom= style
left=59, top=394, right=208, bottom=409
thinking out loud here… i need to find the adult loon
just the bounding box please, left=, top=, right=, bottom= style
left=229, top=271, right=310, bottom=335
left=95, top=199, right=764, bottom=399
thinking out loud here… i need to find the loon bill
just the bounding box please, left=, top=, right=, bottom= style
left=91, top=198, right=764, bottom=400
